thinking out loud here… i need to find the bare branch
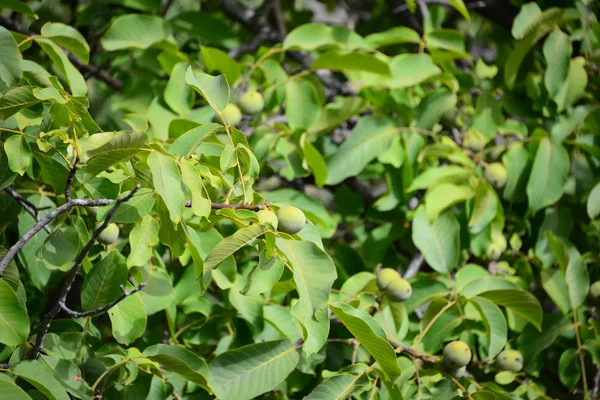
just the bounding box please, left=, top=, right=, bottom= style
left=389, top=340, right=438, bottom=363
left=59, top=282, right=147, bottom=318
left=64, top=161, right=79, bottom=201
left=184, top=201, right=269, bottom=210
left=404, top=251, right=425, bottom=279
left=0, top=17, right=123, bottom=90
left=28, top=185, right=141, bottom=360
left=4, top=188, right=51, bottom=233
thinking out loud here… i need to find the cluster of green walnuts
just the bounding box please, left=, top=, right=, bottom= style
left=375, top=268, right=523, bottom=377
left=221, top=90, right=265, bottom=126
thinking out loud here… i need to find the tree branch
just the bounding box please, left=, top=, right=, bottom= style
left=28, top=185, right=141, bottom=360
left=4, top=187, right=51, bottom=233
left=403, top=251, right=425, bottom=279
left=389, top=340, right=438, bottom=363
left=0, top=17, right=123, bottom=90
left=64, top=161, right=78, bottom=202
left=59, top=282, right=147, bottom=318
left=184, top=201, right=268, bottom=210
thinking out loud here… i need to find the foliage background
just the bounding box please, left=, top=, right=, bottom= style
left=0, top=0, right=599, bottom=399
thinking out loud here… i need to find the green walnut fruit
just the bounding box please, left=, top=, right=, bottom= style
left=276, top=206, right=306, bottom=234
left=443, top=341, right=472, bottom=368
left=385, top=277, right=412, bottom=302
left=589, top=281, right=600, bottom=304
left=257, top=209, right=278, bottom=229
left=376, top=268, right=401, bottom=292
left=222, top=103, right=242, bottom=126
left=495, top=349, right=523, bottom=372
left=463, top=129, right=487, bottom=152
left=443, top=365, right=466, bottom=379
left=96, top=223, right=119, bottom=245
left=484, top=162, right=508, bottom=188
left=238, top=90, right=264, bottom=115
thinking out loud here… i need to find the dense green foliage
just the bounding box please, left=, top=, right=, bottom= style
left=0, top=0, right=599, bottom=399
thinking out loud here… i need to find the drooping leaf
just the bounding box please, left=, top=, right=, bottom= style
left=127, top=216, right=160, bottom=267
left=0, top=279, right=29, bottom=346
left=330, top=302, right=402, bottom=381
left=0, top=86, right=40, bottom=120
left=470, top=297, right=507, bottom=360
left=0, top=25, right=23, bottom=85
left=81, top=251, right=128, bottom=311
left=143, top=344, right=209, bottom=388
left=411, top=206, right=460, bottom=273
left=526, top=138, right=569, bottom=214
left=276, top=239, right=337, bottom=355
left=478, top=289, right=543, bottom=330
left=204, top=224, right=271, bottom=272
left=101, top=14, right=173, bottom=50
left=40, top=22, right=90, bottom=64
left=285, top=78, right=321, bottom=131
left=4, top=135, right=32, bottom=175
left=108, top=283, right=147, bottom=344
left=209, top=339, right=300, bottom=400
left=147, top=151, right=185, bottom=223
left=185, top=67, right=229, bottom=114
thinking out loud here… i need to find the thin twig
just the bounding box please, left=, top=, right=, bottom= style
left=404, top=251, right=425, bottom=279
left=59, top=282, right=146, bottom=318
left=4, top=188, right=51, bottom=233
left=389, top=340, right=438, bottom=363
left=184, top=201, right=268, bottom=210
left=28, top=185, right=141, bottom=359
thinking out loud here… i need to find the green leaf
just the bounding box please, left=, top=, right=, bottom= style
left=4, top=135, right=32, bottom=175
left=425, top=183, right=474, bottom=221
left=0, top=279, right=29, bottom=346
left=460, top=277, right=519, bottom=298
left=108, top=282, right=147, bottom=344
left=127, top=216, right=159, bottom=267
left=35, top=38, right=86, bottom=96
left=301, top=136, right=327, bottom=187
left=388, top=54, right=441, bottom=88
left=312, top=51, right=391, bottom=76
left=201, top=46, right=241, bottom=85
left=426, top=29, right=466, bottom=53
left=83, top=130, right=148, bottom=178
left=404, top=278, right=450, bottom=314
left=502, top=143, right=530, bottom=201
left=40, top=22, right=90, bottom=64
left=101, top=14, right=173, bottom=51
left=139, top=266, right=173, bottom=315
left=0, top=0, right=37, bottom=18
left=542, top=269, right=570, bottom=315
left=330, top=302, right=402, bottom=381
left=558, top=348, right=580, bottom=390
left=164, top=62, right=193, bottom=115
left=365, top=27, right=420, bottom=47
left=588, top=182, right=600, bottom=220
left=0, top=374, right=32, bottom=399
left=0, top=86, right=41, bottom=120
left=553, top=57, right=588, bottom=112
left=11, top=360, right=69, bottom=400
left=326, top=116, right=397, bottom=185
left=469, top=180, right=499, bottom=234
left=241, top=251, right=284, bottom=296
left=407, top=165, right=473, bottom=192
left=308, top=96, right=363, bottom=135
left=180, top=160, right=211, bottom=218
left=565, top=247, right=589, bottom=309
left=411, top=207, right=460, bottom=273
left=276, top=239, right=337, bottom=355
left=420, top=298, right=462, bottom=353
left=285, top=78, right=321, bottom=131
left=0, top=25, right=22, bottom=85
left=543, top=29, right=571, bottom=101
left=0, top=149, right=17, bottom=191
left=512, top=2, right=542, bottom=39
left=449, top=0, right=470, bottom=19
left=414, top=89, right=457, bottom=130
left=504, top=7, right=579, bottom=89
left=169, top=123, right=223, bottom=158
left=209, top=339, right=300, bottom=400
left=470, top=297, right=507, bottom=360
left=283, top=23, right=368, bottom=51
left=304, top=372, right=368, bottom=400
left=37, top=227, right=80, bottom=269
left=148, top=151, right=185, bottom=224
left=204, top=224, right=271, bottom=272
left=81, top=250, right=128, bottom=310
left=41, top=356, right=92, bottom=399
left=185, top=66, right=229, bottom=114
left=108, top=188, right=156, bottom=224
left=526, top=138, right=569, bottom=214
left=478, top=289, right=543, bottom=330
left=143, top=344, right=209, bottom=388
left=471, top=91, right=502, bottom=139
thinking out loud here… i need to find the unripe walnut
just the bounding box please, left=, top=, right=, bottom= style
left=589, top=281, right=600, bottom=304
left=442, top=341, right=471, bottom=368
left=276, top=206, right=306, bottom=234
left=96, top=223, right=119, bottom=245
left=222, top=104, right=242, bottom=126
left=238, top=90, right=264, bottom=115
left=463, top=129, right=487, bottom=152
left=495, top=349, right=523, bottom=372
left=385, top=277, right=412, bottom=302
left=442, top=365, right=466, bottom=379
left=257, top=209, right=278, bottom=229
left=376, top=268, right=400, bottom=292
left=484, top=162, right=508, bottom=188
